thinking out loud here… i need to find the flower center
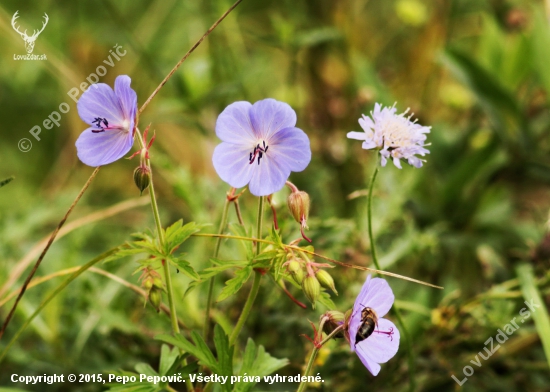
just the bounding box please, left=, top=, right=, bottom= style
left=382, top=115, right=414, bottom=149
left=91, top=117, right=129, bottom=133
left=91, top=117, right=109, bottom=133
left=249, top=140, right=269, bottom=165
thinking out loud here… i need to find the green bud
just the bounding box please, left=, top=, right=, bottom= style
left=143, top=278, right=154, bottom=290
left=152, top=276, right=164, bottom=290
left=292, top=268, right=304, bottom=285
left=149, top=287, right=162, bottom=312
left=302, top=275, right=321, bottom=308
left=321, top=310, right=346, bottom=338
left=133, top=165, right=151, bottom=195
left=287, top=191, right=310, bottom=225
left=316, top=269, right=338, bottom=295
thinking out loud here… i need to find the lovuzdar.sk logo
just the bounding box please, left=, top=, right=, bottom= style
left=11, top=10, right=48, bottom=60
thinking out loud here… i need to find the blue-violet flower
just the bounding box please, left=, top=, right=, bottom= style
left=75, top=75, right=137, bottom=167
left=347, top=275, right=400, bottom=376
left=212, top=99, right=311, bottom=196
left=347, top=103, right=430, bottom=168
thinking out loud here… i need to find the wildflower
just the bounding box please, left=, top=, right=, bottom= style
left=75, top=75, right=137, bottom=167
left=347, top=103, right=430, bottom=168
left=212, top=99, right=311, bottom=196
left=347, top=275, right=400, bottom=376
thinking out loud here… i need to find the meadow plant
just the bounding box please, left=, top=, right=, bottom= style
left=0, top=2, right=445, bottom=391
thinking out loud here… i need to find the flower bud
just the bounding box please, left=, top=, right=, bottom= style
left=148, top=287, right=162, bottom=312
left=133, top=165, right=151, bottom=195
left=152, top=276, right=164, bottom=290
left=316, top=269, right=338, bottom=295
left=302, top=275, right=321, bottom=308
left=287, top=191, right=310, bottom=226
left=321, top=310, right=346, bottom=338
left=285, top=258, right=305, bottom=285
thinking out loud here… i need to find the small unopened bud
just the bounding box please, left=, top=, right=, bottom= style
left=316, top=269, right=338, bottom=295
left=287, top=191, right=310, bottom=226
left=149, top=287, right=162, bottom=312
left=285, top=259, right=303, bottom=284
left=302, top=275, right=321, bottom=308
left=321, top=310, right=346, bottom=337
left=152, top=276, right=164, bottom=290
left=133, top=165, right=151, bottom=195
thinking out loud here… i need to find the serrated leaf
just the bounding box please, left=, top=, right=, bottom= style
left=168, top=256, right=199, bottom=280
left=210, top=258, right=248, bottom=267
left=164, top=221, right=201, bottom=255
left=217, top=266, right=253, bottom=303
left=214, top=325, right=234, bottom=392
left=155, top=334, right=218, bottom=373
left=234, top=339, right=289, bottom=392
left=135, top=363, right=158, bottom=377
left=159, top=344, right=179, bottom=376
left=268, top=227, right=284, bottom=248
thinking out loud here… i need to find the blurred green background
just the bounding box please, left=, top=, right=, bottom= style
left=1, top=0, right=550, bottom=391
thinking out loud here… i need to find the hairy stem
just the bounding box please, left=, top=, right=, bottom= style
left=204, top=196, right=231, bottom=340
left=0, top=167, right=100, bottom=340
left=136, top=129, right=179, bottom=335
left=229, top=196, right=264, bottom=345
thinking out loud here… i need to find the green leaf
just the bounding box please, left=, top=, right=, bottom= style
left=155, top=333, right=218, bottom=373
left=164, top=221, right=201, bottom=255
left=234, top=339, right=289, bottom=392
left=214, top=325, right=234, bottom=392
left=516, top=264, right=550, bottom=368
left=316, top=290, right=336, bottom=310
left=184, top=262, right=248, bottom=295
left=158, top=344, right=179, bottom=376
left=441, top=48, right=530, bottom=150
left=167, top=256, right=199, bottom=280
left=217, top=266, right=253, bottom=303
left=134, top=363, right=158, bottom=377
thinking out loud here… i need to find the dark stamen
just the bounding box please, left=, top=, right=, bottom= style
left=249, top=141, right=269, bottom=165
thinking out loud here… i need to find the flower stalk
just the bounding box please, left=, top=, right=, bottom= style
left=229, top=196, right=264, bottom=345
left=135, top=128, right=179, bottom=335
left=366, top=161, right=415, bottom=391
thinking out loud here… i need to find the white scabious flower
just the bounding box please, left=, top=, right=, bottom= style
left=347, top=103, right=430, bottom=168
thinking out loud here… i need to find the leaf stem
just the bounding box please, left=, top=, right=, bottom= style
left=229, top=196, right=264, bottom=345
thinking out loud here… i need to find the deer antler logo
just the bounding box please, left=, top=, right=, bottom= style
left=11, top=11, right=49, bottom=54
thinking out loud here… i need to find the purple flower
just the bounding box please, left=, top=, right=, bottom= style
left=75, top=75, right=137, bottom=167
left=347, top=103, right=430, bottom=168
left=348, top=275, right=400, bottom=376
left=212, top=99, right=311, bottom=196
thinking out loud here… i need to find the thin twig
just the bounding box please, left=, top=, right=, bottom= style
left=0, top=167, right=100, bottom=340
left=138, top=0, right=244, bottom=115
